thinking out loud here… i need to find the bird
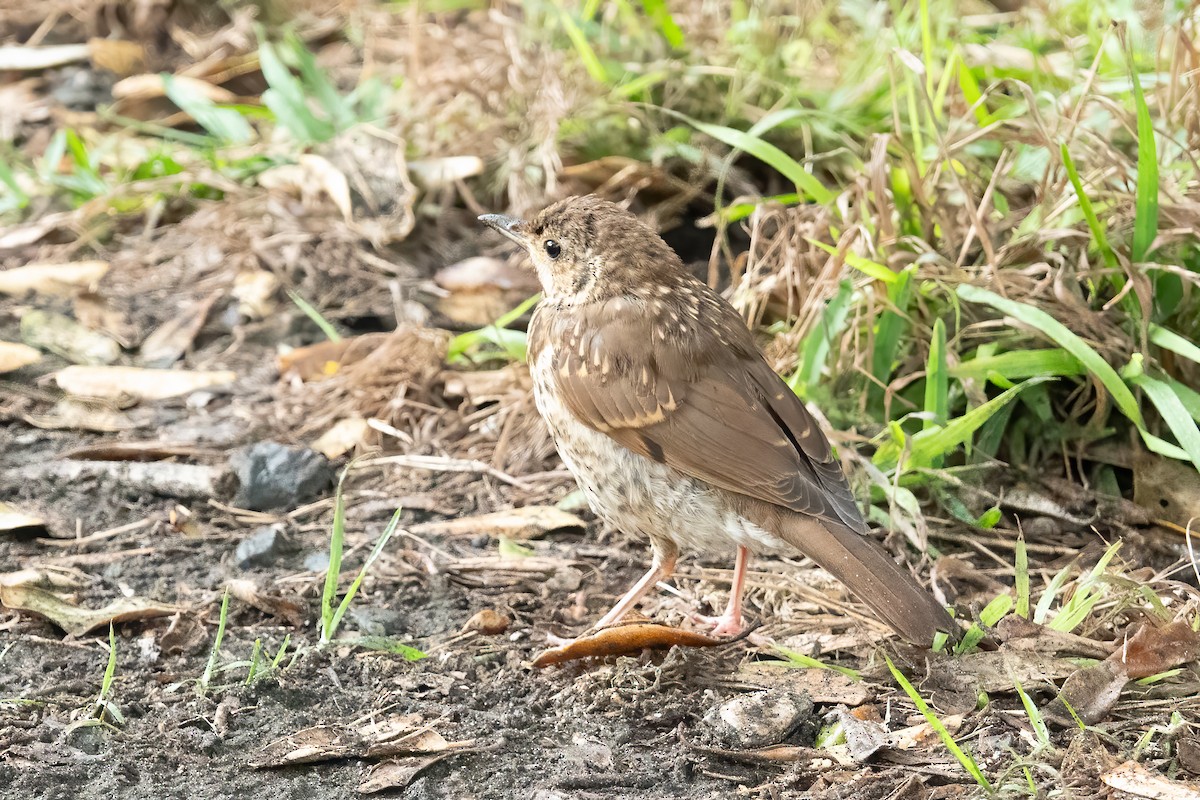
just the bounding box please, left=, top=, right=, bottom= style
left=479, top=195, right=958, bottom=646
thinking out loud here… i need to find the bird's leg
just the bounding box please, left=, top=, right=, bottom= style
left=591, top=541, right=678, bottom=630
left=695, top=545, right=750, bottom=637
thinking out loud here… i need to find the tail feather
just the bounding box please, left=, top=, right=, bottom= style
left=776, top=513, right=958, bottom=646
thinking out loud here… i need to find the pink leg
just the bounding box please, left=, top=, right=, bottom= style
left=698, top=546, right=750, bottom=637
left=592, top=542, right=678, bottom=630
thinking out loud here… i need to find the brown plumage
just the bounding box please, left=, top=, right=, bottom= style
left=480, top=195, right=958, bottom=646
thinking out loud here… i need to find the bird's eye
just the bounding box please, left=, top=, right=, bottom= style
left=544, top=239, right=562, bottom=259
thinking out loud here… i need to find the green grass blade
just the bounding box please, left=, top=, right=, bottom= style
left=556, top=4, right=609, bottom=84
left=792, top=279, right=854, bottom=394
left=1129, top=373, right=1200, bottom=473
left=771, top=645, right=862, bottom=680
left=925, top=317, right=949, bottom=429
left=327, top=508, right=404, bottom=637
left=1149, top=324, right=1200, bottom=366
left=639, top=0, right=684, bottom=47
left=1060, top=144, right=1117, bottom=269
left=199, top=588, right=230, bottom=695
left=1128, top=62, right=1159, bottom=263
left=876, top=378, right=1049, bottom=470
left=869, top=267, right=915, bottom=414
left=884, top=653, right=993, bottom=792
left=1015, top=535, right=1030, bottom=619
left=948, top=349, right=1085, bottom=382
left=808, top=240, right=897, bottom=284
left=320, top=470, right=350, bottom=643
left=956, top=285, right=1145, bottom=427
left=1013, top=677, right=1050, bottom=748
left=663, top=110, right=835, bottom=204
left=287, top=290, right=342, bottom=343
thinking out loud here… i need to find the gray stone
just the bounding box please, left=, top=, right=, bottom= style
left=702, top=690, right=813, bottom=749
left=236, top=525, right=288, bottom=568
left=229, top=441, right=333, bottom=511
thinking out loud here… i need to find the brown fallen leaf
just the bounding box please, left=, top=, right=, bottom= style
left=1116, top=620, right=1200, bottom=679
left=1047, top=620, right=1200, bottom=726
left=21, top=310, right=121, bottom=365
left=60, top=441, right=221, bottom=462
left=0, top=341, right=41, bottom=373
left=252, top=725, right=361, bottom=767
left=55, top=365, right=236, bottom=400
left=277, top=334, right=388, bottom=382
left=532, top=622, right=725, bottom=668
left=22, top=400, right=134, bottom=432
left=111, top=73, right=239, bottom=104
left=257, top=155, right=353, bottom=222
left=0, top=584, right=181, bottom=636
left=87, top=38, right=147, bottom=77
left=0, top=503, right=46, bottom=535
left=1102, top=760, right=1200, bottom=799
left=461, top=609, right=510, bottom=636
left=253, top=716, right=469, bottom=769
left=411, top=506, right=585, bottom=540
left=730, top=661, right=870, bottom=706
left=0, top=261, right=109, bottom=295
left=358, top=755, right=448, bottom=794
left=138, top=292, right=219, bottom=367
left=227, top=579, right=305, bottom=627
left=311, top=417, right=370, bottom=459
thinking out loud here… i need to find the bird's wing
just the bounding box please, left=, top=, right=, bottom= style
left=538, top=291, right=867, bottom=533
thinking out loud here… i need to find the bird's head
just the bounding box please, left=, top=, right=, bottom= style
left=479, top=195, right=680, bottom=305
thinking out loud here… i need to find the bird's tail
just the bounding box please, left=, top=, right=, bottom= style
left=778, top=513, right=959, bottom=647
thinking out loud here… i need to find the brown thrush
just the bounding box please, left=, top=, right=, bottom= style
left=480, top=195, right=958, bottom=646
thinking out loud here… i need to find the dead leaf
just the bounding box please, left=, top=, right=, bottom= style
left=0, top=341, right=41, bottom=373
left=731, top=661, right=871, bottom=706
left=278, top=334, right=388, bottom=382
left=252, top=726, right=361, bottom=767
left=1102, top=760, right=1200, bottom=799
left=20, top=310, right=121, bottom=365
left=435, top=257, right=537, bottom=293
left=73, top=293, right=139, bottom=348
left=60, top=442, right=219, bottom=462
left=441, top=364, right=531, bottom=401
left=407, top=156, right=484, bottom=189
left=532, top=622, right=725, bottom=668
left=0, top=43, right=91, bottom=71
left=311, top=417, right=369, bottom=459
left=55, top=365, right=236, bottom=400
left=1115, top=620, right=1200, bottom=679
left=138, top=292, right=219, bottom=367
left=461, top=609, right=510, bottom=636
left=0, top=584, right=181, bottom=636
left=257, top=154, right=352, bottom=222
left=0, top=261, right=109, bottom=295
left=412, top=506, right=585, bottom=540
left=358, top=755, right=448, bottom=794
left=1047, top=620, right=1200, bottom=726
left=0, top=503, right=46, bottom=535
left=227, top=579, right=305, bottom=627
left=87, top=38, right=147, bottom=77
left=232, top=269, right=279, bottom=319
left=23, top=400, right=133, bottom=432
left=111, top=73, right=238, bottom=103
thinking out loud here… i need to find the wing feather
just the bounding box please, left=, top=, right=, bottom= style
left=537, top=288, right=867, bottom=533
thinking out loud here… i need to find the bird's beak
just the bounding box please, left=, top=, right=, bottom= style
left=478, top=213, right=530, bottom=247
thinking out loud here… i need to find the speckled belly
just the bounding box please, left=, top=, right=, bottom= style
left=530, top=350, right=788, bottom=556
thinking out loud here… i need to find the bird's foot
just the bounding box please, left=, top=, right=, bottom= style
left=692, top=611, right=744, bottom=638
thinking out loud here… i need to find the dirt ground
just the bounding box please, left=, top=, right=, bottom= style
left=3, top=202, right=1198, bottom=799
left=4, top=3, right=1200, bottom=798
